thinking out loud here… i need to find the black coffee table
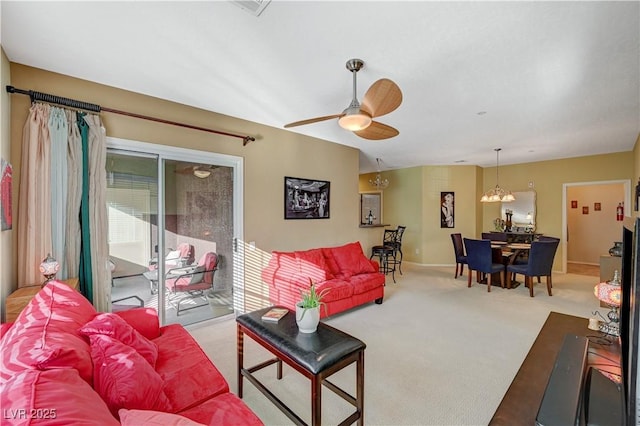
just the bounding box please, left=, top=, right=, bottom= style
left=236, top=306, right=366, bottom=426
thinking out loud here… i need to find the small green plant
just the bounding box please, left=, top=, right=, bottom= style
left=298, top=279, right=330, bottom=319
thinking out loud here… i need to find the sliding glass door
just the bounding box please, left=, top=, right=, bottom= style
left=106, top=139, right=243, bottom=326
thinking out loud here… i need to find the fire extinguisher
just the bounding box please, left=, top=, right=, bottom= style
left=616, top=202, right=624, bottom=221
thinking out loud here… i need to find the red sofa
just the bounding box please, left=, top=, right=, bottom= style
left=261, top=241, right=385, bottom=318
left=0, top=281, right=262, bottom=425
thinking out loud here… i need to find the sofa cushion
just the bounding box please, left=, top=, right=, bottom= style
left=114, top=307, right=161, bottom=340
left=119, top=409, right=205, bottom=426
left=0, top=281, right=96, bottom=384
left=295, top=248, right=334, bottom=282
left=80, top=313, right=159, bottom=367
left=89, top=334, right=172, bottom=418
left=328, top=242, right=376, bottom=278
left=178, top=392, right=264, bottom=426
left=0, top=368, right=119, bottom=425
left=348, top=272, right=387, bottom=294
left=153, top=324, right=229, bottom=413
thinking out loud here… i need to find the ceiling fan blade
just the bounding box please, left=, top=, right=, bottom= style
left=284, top=114, right=342, bottom=128
left=360, top=78, right=402, bottom=118
left=354, top=121, right=399, bottom=140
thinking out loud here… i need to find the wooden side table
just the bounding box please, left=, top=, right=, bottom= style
left=5, top=278, right=79, bottom=323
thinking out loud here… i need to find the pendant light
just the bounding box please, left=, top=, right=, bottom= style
left=480, top=148, right=515, bottom=203
left=369, top=158, right=389, bottom=190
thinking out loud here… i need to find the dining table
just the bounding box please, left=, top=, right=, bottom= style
left=490, top=242, right=532, bottom=289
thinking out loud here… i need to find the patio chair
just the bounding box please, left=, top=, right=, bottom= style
left=146, top=243, right=195, bottom=294
left=165, top=252, right=219, bottom=315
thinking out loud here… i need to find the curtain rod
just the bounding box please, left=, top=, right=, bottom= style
left=5, top=85, right=256, bottom=146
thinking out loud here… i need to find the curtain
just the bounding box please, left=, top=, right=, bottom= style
left=17, top=103, right=110, bottom=310
left=48, top=107, right=68, bottom=276
left=17, top=104, right=52, bottom=286
left=84, top=114, right=110, bottom=312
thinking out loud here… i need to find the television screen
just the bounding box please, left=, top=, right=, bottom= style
left=620, top=217, right=640, bottom=426
left=620, top=219, right=640, bottom=425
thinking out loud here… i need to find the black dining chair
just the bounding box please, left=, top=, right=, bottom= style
left=506, top=239, right=559, bottom=297
left=463, top=238, right=505, bottom=292
left=370, top=229, right=399, bottom=283
left=450, top=233, right=467, bottom=279
left=391, top=225, right=406, bottom=275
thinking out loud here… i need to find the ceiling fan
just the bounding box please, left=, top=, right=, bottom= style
left=284, top=59, right=402, bottom=140
left=174, top=164, right=218, bottom=178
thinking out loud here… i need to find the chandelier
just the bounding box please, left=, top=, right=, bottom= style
left=480, top=148, right=515, bottom=203
left=369, top=158, right=389, bottom=190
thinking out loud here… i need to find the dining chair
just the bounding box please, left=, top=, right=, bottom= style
left=450, top=233, right=467, bottom=279
left=370, top=229, right=399, bottom=283
left=506, top=240, right=559, bottom=297
left=392, top=225, right=406, bottom=274
left=463, top=238, right=505, bottom=292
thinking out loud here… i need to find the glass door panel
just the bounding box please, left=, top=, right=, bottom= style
left=107, top=152, right=160, bottom=316
left=107, top=146, right=236, bottom=326
left=161, top=160, right=234, bottom=325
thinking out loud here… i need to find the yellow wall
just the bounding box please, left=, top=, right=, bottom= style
left=1, top=48, right=13, bottom=321
left=362, top=152, right=635, bottom=267
left=3, top=62, right=639, bottom=316
left=3, top=63, right=376, bottom=309
left=481, top=152, right=633, bottom=237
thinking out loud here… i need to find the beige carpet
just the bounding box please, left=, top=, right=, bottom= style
left=189, top=264, right=602, bottom=426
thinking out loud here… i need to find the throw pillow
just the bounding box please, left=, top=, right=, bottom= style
left=0, top=281, right=96, bottom=384
left=329, top=242, right=376, bottom=277
left=295, top=248, right=334, bottom=282
left=0, top=368, right=119, bottom=425
left=89, top=334, right=171, bottom=418
left=80, top=313, right=159, bottom=367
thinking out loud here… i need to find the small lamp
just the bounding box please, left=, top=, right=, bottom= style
left=593, top=270, right=622, bottom=336
left=39, top=253, right=60, bottom=287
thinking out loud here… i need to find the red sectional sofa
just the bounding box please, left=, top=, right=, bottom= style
left=261, top=241, right=385, bottom=318
left=0, top=281, right=262, bottom=426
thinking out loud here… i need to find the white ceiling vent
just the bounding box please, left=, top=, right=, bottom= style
left=230, top=0, right=271, bottom=17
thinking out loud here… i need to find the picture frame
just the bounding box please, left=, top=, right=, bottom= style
left=441, top=191, right=455, bottom=228
left=583, top=206, right=589, bottom=215
left=594, top=202, right=601, bottom=211
left=284, top=176, right=330, bottom=219
left=571, top=200, right=578, bottom=209
left=360, top=191, right=382, bottom=225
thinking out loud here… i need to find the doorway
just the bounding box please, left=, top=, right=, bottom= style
left=562, top=180, right=630, bottom=274
left=106, top=138, right=243, bottom=326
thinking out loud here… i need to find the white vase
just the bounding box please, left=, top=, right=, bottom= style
left=295, top=303, right=320, bottom=333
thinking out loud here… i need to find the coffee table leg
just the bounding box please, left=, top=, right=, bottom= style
left=311, top=375, right=322, bottom=426
left=357, top=350, right=364, bottom=426
left=237, top=324, right=244, bottom=398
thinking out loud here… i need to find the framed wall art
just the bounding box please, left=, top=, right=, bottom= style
left=594, top=202, right=601, bottom=211
left=284, top=176, right=330, bottom=219
left=440, top=191, right=455, bottom=228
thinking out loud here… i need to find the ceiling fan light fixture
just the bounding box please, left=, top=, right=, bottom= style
left=193, top=169, right=211, bottom=179
left=338, top=108, right=372, bottom=131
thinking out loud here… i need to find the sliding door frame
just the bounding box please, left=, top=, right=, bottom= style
left=107, top=137, right=244, bottom=324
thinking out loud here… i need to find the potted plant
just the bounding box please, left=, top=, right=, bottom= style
left=296, top=280, right=329, bottom=333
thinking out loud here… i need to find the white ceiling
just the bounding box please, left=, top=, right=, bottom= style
left=1, top=1, right=638, bottom=173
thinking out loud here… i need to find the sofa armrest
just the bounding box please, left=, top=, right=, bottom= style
left=114, top=307, right=160, bottom=340
left=369, top=259, right=380, bottom=271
